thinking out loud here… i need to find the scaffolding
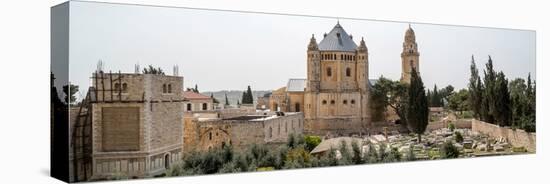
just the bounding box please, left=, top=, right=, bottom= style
left=71, top=71, right=124, bottom=182
left=71, top=71, right=186, bottom=181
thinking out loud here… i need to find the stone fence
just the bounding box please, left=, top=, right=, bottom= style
left=472, top=119, right=536, bottom=152
left=426, top=119, right=472, bottom=132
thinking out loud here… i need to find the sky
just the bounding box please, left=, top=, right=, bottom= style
left=68, top=1, right=536, bottom=100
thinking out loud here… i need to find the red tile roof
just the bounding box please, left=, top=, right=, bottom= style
left=183, top=91, right=211, bottom=100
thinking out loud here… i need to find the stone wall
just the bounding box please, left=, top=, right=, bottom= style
left=426, top=119, right=472, bottom=132
left=472, top=119, right=536, bottom=152
left=183, top=113, right=304, bottom=151
left=218, top=108, right=261, bottom=119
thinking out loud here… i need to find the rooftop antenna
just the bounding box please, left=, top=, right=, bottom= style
left=135, top=62, right=140, bottom=74
left=96, top=60, right=104, bottom=73
left=173, top=65, right=179, bottom=76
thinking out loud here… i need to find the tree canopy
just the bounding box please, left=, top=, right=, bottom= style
left=142, top=65, right=165, bottom=75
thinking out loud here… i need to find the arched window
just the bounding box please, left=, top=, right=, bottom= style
left=202, top=103, right=208, bottom=110
left=168, top=84, right=172, bottom=93
left=162, top=84, right=167, bottom=93
left=330, top=100, right=335, bottom=105
left=164, top=154, right=170, bottom=169
left=209, top=132, right=212, bottom=140
left=346, top=68, right=351, bottom=77
left=187, top=103, right=192, bottom=111
left=122, top=83, right=128, bottom=93
left=295, top=103, right=300, bottom=112
left=114, top=83, right=120, bottom=92
left=322, top=100, right=327, bottom=105
left=343, top=100, right=348, bottom=104
left=326, top=67, right=332, bottom=77
left=340, top=54, right=343, bottom=60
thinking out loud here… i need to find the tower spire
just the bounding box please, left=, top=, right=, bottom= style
left=401, top=25, right=420, bottom=84
left=308, top=34, right=318, bottom=51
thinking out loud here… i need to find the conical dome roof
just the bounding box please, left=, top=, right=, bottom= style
left=318, top=22, right=357, bottom=52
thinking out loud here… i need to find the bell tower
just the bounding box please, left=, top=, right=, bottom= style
left=306, top=34, right=320, bottom=92
left=401, top=24, right=420, bottom=84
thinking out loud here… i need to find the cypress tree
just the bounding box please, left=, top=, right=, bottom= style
left=407, top=67, right=429, bottom=143
left=225, top=93, right=229, bottom=106
left=241, top=91, right=247, bottom=104
left=494, top=72, right=511, bottom=126
left=468, top=56, right=483, bottom=119
left=211, top=93, right=220, bottom=104
left=426, top=89, right=433, bottom=107
left=483, top=56, right=497, bottom=124
left=432, top=85, right=440, bottom=107
left=247, top=86, right=254, bottom=104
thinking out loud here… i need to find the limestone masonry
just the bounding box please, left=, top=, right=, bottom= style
left=266, top=22, right=420, bottom=136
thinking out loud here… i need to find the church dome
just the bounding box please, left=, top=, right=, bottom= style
left=318, top=22, right=357, bottom=52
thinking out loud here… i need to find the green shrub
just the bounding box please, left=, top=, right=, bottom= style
left=448, top=123, right=455, bottom=132
left=512, top=147, right=527, bottom=153
left=304, top=135, right=322, bottom=152
left=383, top=147, right=401, bottom=163
left=338, top=140, right=352, bottom=165
left=405, top=146, right=416, bottom=161
left=440, top=141, right=459, bottom=159
left=351, top=140, right=364, bottom=164
left=364, top=144, right=379, bottom=163
left=454, top=131, right=464, bottom=143
left=460, top=111, right=474, bottom=119
left=285, top=146, right=311, bottom=168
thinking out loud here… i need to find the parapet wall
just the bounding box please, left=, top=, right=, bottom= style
left=472, top=119, right=536, bottom=152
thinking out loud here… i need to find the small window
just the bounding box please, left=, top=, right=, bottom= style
left=351, top=100, right=356, bottom=104
left=187, top=103, right=192, bottom=111
left=202, top=103, right=208, bottom=110
left=322, top=100, right=327, bottom=105
left=346, top=68, right=351, bottom=77
left=330, top=100, right=335, bottom=105
left=122, top=83, right=128, bottom=93
left=327, top=67, right=332, bottom=77
left=168, top=84, right=172, bottom=93
left=269, top=127, right=273, bottom=138
left=163, top=84, right=167, bottom=93
left=114, top=83, right=121, bottom=92
left=343, top=100, right=348, bottom=104
left=209, top=132, right=212, bottom=140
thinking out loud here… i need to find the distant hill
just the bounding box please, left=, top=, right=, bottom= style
left=202, top=90, right=272, bottom=105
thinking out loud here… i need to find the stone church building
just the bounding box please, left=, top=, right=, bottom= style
left=268, top=22, right=420, bottom=136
